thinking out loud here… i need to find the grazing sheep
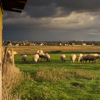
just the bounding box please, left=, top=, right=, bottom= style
left=38, top=52, right=45, bottom=61
left=36, top=50, right=43, bottom=54
left=36, top=50, right=40, bottom=54
left=77, top=54, right=83, bottom=62
left=38, top=52, right=50, bottom=62
left=36, top=50, right=44, bottom=60
left=70, top=54, right=76, bottom=62
left=60, top=54, right=66, bottom=62
left=45, top=53, right=50, bottom=62
left=39, top=50, right=43, bottom=54
left=80, top=54, right=100, bottom=63
left=86, top=54, right=100, bottom=63
left=80, top=54, right=88, bottom=63
left=22, top=55, right=29, bottom=63
left=32, top=54, right=39, bottom=63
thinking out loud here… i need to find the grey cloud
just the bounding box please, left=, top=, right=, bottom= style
left=25, top=4, right=57, bottom=18
left=3, top=0, right=100, bottom=41
left=4, top=0, right=100, bottom=19
left=24, top=0, right=100, bottom=18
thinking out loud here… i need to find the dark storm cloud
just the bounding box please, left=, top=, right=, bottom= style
left=4, top=0, right=100, bottom=18
left=24, top=4, right=58, bottom=18
left=24, top=0, right=100, bottom=18
left=3, top=0, right=100, bottom=41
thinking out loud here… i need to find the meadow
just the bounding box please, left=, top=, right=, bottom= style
left=5, top=46, right=100, bottom=100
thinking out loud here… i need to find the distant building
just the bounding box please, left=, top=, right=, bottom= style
left=19, top=43, right=26, bottom=46
left=8, top=43, right=12, bottom=46
left=15, top=44, right=19, bottom=46
left=81, top=43, right=86, bottom=45
left=29, top=43, right=35, bottom=46
left=40, top=43, right=44, bottom=46
left=92, top=44, right=94, bottom=46
left=57, top=43, right=62, bottom=46
left=69, top=43, right=75, bottom=46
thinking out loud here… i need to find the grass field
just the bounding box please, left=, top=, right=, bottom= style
left=8, top=45, right=100, bottom=100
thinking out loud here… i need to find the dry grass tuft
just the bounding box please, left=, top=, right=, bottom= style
left=2, top=62, right=28, bottom=100
left=35, top=68, right=99, bottom=82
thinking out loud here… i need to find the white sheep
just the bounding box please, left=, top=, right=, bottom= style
left=32, top=54, right=39, bottom=63
left=36, top=50, right=40, bottom=54
left=80, top=54, right=100, bottom=63
left=70, top=54, right=76, bottom=62
left=87, top=53, right=100, bottom=63
left=60, top=54, right=66, bottom=62
left=39, top=50, right=43, bottom=54
left=36, top=50, right=44, bottom=60
left=45, top=53, right=50, bottom=62
left=77, top=54, right=83, bottom=62
left=36, top=50, right=43, bottom=54
left=22, top=55, right=29, bottom=63
left=80, top=54, right=88, bottom=63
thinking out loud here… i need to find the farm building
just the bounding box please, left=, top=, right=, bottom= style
left=81, top=43, right=86, bottom=45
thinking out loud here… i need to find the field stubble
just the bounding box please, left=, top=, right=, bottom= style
left=4, top=45, right=100, bottom=54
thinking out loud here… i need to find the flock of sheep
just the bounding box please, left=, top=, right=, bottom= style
left=22, top=49, right=100, bottom=64
left=61, top=53, right=100, bottom=63
left=22, top=50, right=50, bottom=63
left=3, top=49, right=100, bottom=65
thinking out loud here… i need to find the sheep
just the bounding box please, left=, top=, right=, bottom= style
left=36, top=50, right=44, bottom=61
left=77, top=54, right=83, bottom=62
left=60, top=54, right=66, bottom=62
left=80, top=54, right=100, bottom=63
left=38, top=52, right=45, bottom=61
left=80, top=54, right=88, bottom=63
left=32, top=54, right=39, bottom=63
left=36, top=50, right=43, bottom=54
left=70, top=54, right=76, bottom=62
left=45, top=53, right=50, bottom=62
left=86, top=54, right=100, bottom=63
left=36, top=50, right=40, bottom=54
left=22, top=55, right=29, bottom=63
left=38, top=52, right=50, bottom=62
left=39, top=50, right=43, bottom=54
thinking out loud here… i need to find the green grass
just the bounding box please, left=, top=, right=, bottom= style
left=13, top=52, right=100, bottom=100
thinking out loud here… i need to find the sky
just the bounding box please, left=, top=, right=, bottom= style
left=3, top=0, right=100, bottom=41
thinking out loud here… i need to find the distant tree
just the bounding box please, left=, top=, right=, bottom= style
left=23, top=40, right=29, bottom=44
left=7, top=40, right=11, bottom=44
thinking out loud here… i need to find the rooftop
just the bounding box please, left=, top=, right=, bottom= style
left=1, top=0, right=27, bottom=12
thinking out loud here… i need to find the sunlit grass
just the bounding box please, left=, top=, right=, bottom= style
left=13, top=51, right=100, bottom=100
left=35, top=68, right=99, bottom=82
left=4, top=45, right=100, bottom=100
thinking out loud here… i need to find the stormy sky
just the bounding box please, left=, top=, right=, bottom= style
left=3, top=0, right=100, bottom=41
